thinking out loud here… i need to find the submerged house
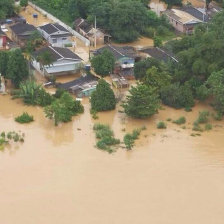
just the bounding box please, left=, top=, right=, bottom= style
left=38, top=23, right=73, bottom=47
left=111, top=74, right=129, bottom=89
left=92, top=44, right=138, bottom=79
left=74, top=18, right=111, bottom=45
left=57, top=74, right=99, bottom=98
left=10, top=23, right=37, bottom=46
left=164, top=8, right=203, bottom=34
left=0, top=28, right=7, bottom=49
left=32, top=46, right=82, bottom=76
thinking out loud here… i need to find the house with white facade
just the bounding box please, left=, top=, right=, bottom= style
left=38, top=23, right=73, bottom=47
left=32, top=46, right=82, bottom=76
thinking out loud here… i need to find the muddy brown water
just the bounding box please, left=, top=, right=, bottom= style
left=1, top=94, right=224, bottom=224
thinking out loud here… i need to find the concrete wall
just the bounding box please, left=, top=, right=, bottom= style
left=29, top=1, right=90, bottom=46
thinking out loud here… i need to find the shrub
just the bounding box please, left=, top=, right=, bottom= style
left=143, top=27, right=155, bottom=38
left=196, top=85, right=209, bottom=101
left=213, top=112, right=223, bottom=121
left=123, top=128, right=143, bottom=150
left=196, top=111, right=210, bottom=124
left=153, top=36, right=162, bottom=47
left=173, top=116, right=186, bottom=125
left=157, top=121, right=167, bottom=129
left=205, top=123, right=212, bottom=131
left=93, top=123, right=120, bottom=153
left=64, top=43, right=72, bottom=47
left=15, top=112, right=34, bottom=124
left=192, top=123, right=203, bottom=132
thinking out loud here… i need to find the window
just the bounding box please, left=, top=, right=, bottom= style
left=52, top=38, right=57, bottom=43
left=62, top=37, right=67, bottom=40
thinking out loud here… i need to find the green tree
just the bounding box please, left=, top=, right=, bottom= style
left=44, top=92, right=84, bottom=126
left=142, top=66, right=171, bottom=90
left=6, top=49, right=29, bottom=87
left=20, top=0, right=28, bottom=7
left=0, top=0, right=14, bottom=19
left=0, top=51, right=9, bottom=77
left=90, top=79, right=116, bottom=112
left=91, top=49, right=115, bottom=77
left=122, top=84, right=160, bottom=118
left=206, top=69, right=224, bottom=114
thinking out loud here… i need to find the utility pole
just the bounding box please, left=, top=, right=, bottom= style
left=94, top=16, right=97, bottom=49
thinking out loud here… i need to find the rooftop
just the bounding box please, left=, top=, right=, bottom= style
left=39, top=23, right=70, bottom=35
left=10, top=23, right=37, bottom=35
left=33, top=46, right=82, bottom=62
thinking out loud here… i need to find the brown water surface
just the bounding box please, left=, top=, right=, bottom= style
left=1, top=94, right=224, bottom=224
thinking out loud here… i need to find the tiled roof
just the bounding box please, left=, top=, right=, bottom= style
left=39, top=23, right=70, bottom=35
left=10, top=23, right=36, bottom=35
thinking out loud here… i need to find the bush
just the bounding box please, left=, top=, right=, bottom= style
left=90, top=79, right=116, bottom=112
left=205, top=123, right=212, bottom=130
left=156, top=25, right=169, bottom=36
left=153, top=36, right=162, bottom=47
left=160, top=83, right=194, bottom=109
left=93, top=123, right=120, bottom=153
left=196, top=85, right=209, bottom=101
left=54, top=88, right=66, bottom=98
left=15, top=112, right=34, bottom=124
left=123, top=128, right=143, bottom=150
left=173, top=116, right=186, bottom=125
left=157, top=121, right=167, bottom=129
left=196, top=111, right=210, bottom=124
left=192, top=123, right=203, bottom=132
left=213, top=112, right=223, bottom=121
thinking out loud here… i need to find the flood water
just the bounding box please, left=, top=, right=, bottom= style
left=1, top=94, right=224, bottom=224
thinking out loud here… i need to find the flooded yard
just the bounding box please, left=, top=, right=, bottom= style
left=0, top=94, right=224, bottom=224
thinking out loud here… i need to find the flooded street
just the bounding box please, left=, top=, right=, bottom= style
left=1, top=94, right=224, bottom=224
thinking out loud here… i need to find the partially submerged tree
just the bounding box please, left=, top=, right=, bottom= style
left=91, top=49, right=115, bottom=77
left=122, top=84, right=160, bottom=118
left=0, top=51, right=9, bottom=77
left=90, top=79, right=116, bottom=112
left=44, top=92, right=84, bottom=126
left=20, top=0, right=28, bottom=8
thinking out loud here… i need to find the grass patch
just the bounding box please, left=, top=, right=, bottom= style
left=15, top=112, right=34, bottom=124
left=157, top=121, right=167, bottom=129
left=90, top=109, right=98, bottom=120
left=173, top=116, right=186, bottom=125
left=93, top=124, right=120, bottom=153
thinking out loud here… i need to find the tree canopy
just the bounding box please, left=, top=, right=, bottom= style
left=90, top=79, right=116, bottom=112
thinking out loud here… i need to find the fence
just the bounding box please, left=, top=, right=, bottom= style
left=28, top=1, right=90, bottom=46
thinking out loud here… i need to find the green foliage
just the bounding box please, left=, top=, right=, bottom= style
left=54, top=88, right=66, bottom=98
left=213, top=112, right=223, bottom=121
left=20, top=0, right=28, bottom=7
left=142, top=66, right=171, bottom=90
left=205, top=123, right=212, bottom=131
left=44, top=92, right=84, bottom=126
left=37, top=51, right=54, bottom=66
left=157, top=121, right=167, bottom=129
left=6, top=49, right=29, bottom=87
left=15, top=112, right=34, bottom=124
left=161, top=0, right=182, bottom=7
left=90, top=79, right=116, bottom=112
left=143, top=27, right=155, bottom=38
left=122, top=84, right=160, bottom=118
left=0, top=51, right=9, bottom=77
left=153, top=36, right=162, bottom=47
left=93, top=123, right=120, bottom=153
left=0, top=131, right=25, bottom=151
left=91, top=49, right=115, bottom=77
left=0, top=0, right=14, bottom=20
left=12, top=81, right=53, bottom=106
left=173, top=116, right=186, bottom=125
left=206, top=69, right=224, bottom=113
left=192, top=123, right=203, bottom=132
left=196, top=111, right=210, bottom=124
left=160, top=83, right=194, bottom=109
left=196, top=85, right=209, bottom=101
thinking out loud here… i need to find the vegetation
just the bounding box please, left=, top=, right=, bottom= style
left=157, top=121, right=167, bottom=129
left=20, top=0, right=28, bottom=7
left=0, top=0, right=14, bottom=20
left=122, top=84, right=160, bottom=119
left=91, top=49, right=115, bottom=77
left=93, top=123, right=120, bottom=153
left=12, top=81, right=53, bottom=106
left=15, top=112, right=34, bottom=124
left=205, top=123, right=212, bottom=131
left=0, top=131, right=25, bottom=151
left=31, top=0, right=172, bottom=43
left=44, top=92, right=84, bottom=126
left=173, top=116, right=186, bottom=125
left=6, top=49, right=29, bottom=87
left=123, top=128, right=142, bottom=150
left=90, top=79, right=116, bottom=112
left=195, top=111, right=210, bottom=124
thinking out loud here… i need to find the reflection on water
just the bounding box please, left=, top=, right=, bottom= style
left=1, top=94, right=224, bottom=224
